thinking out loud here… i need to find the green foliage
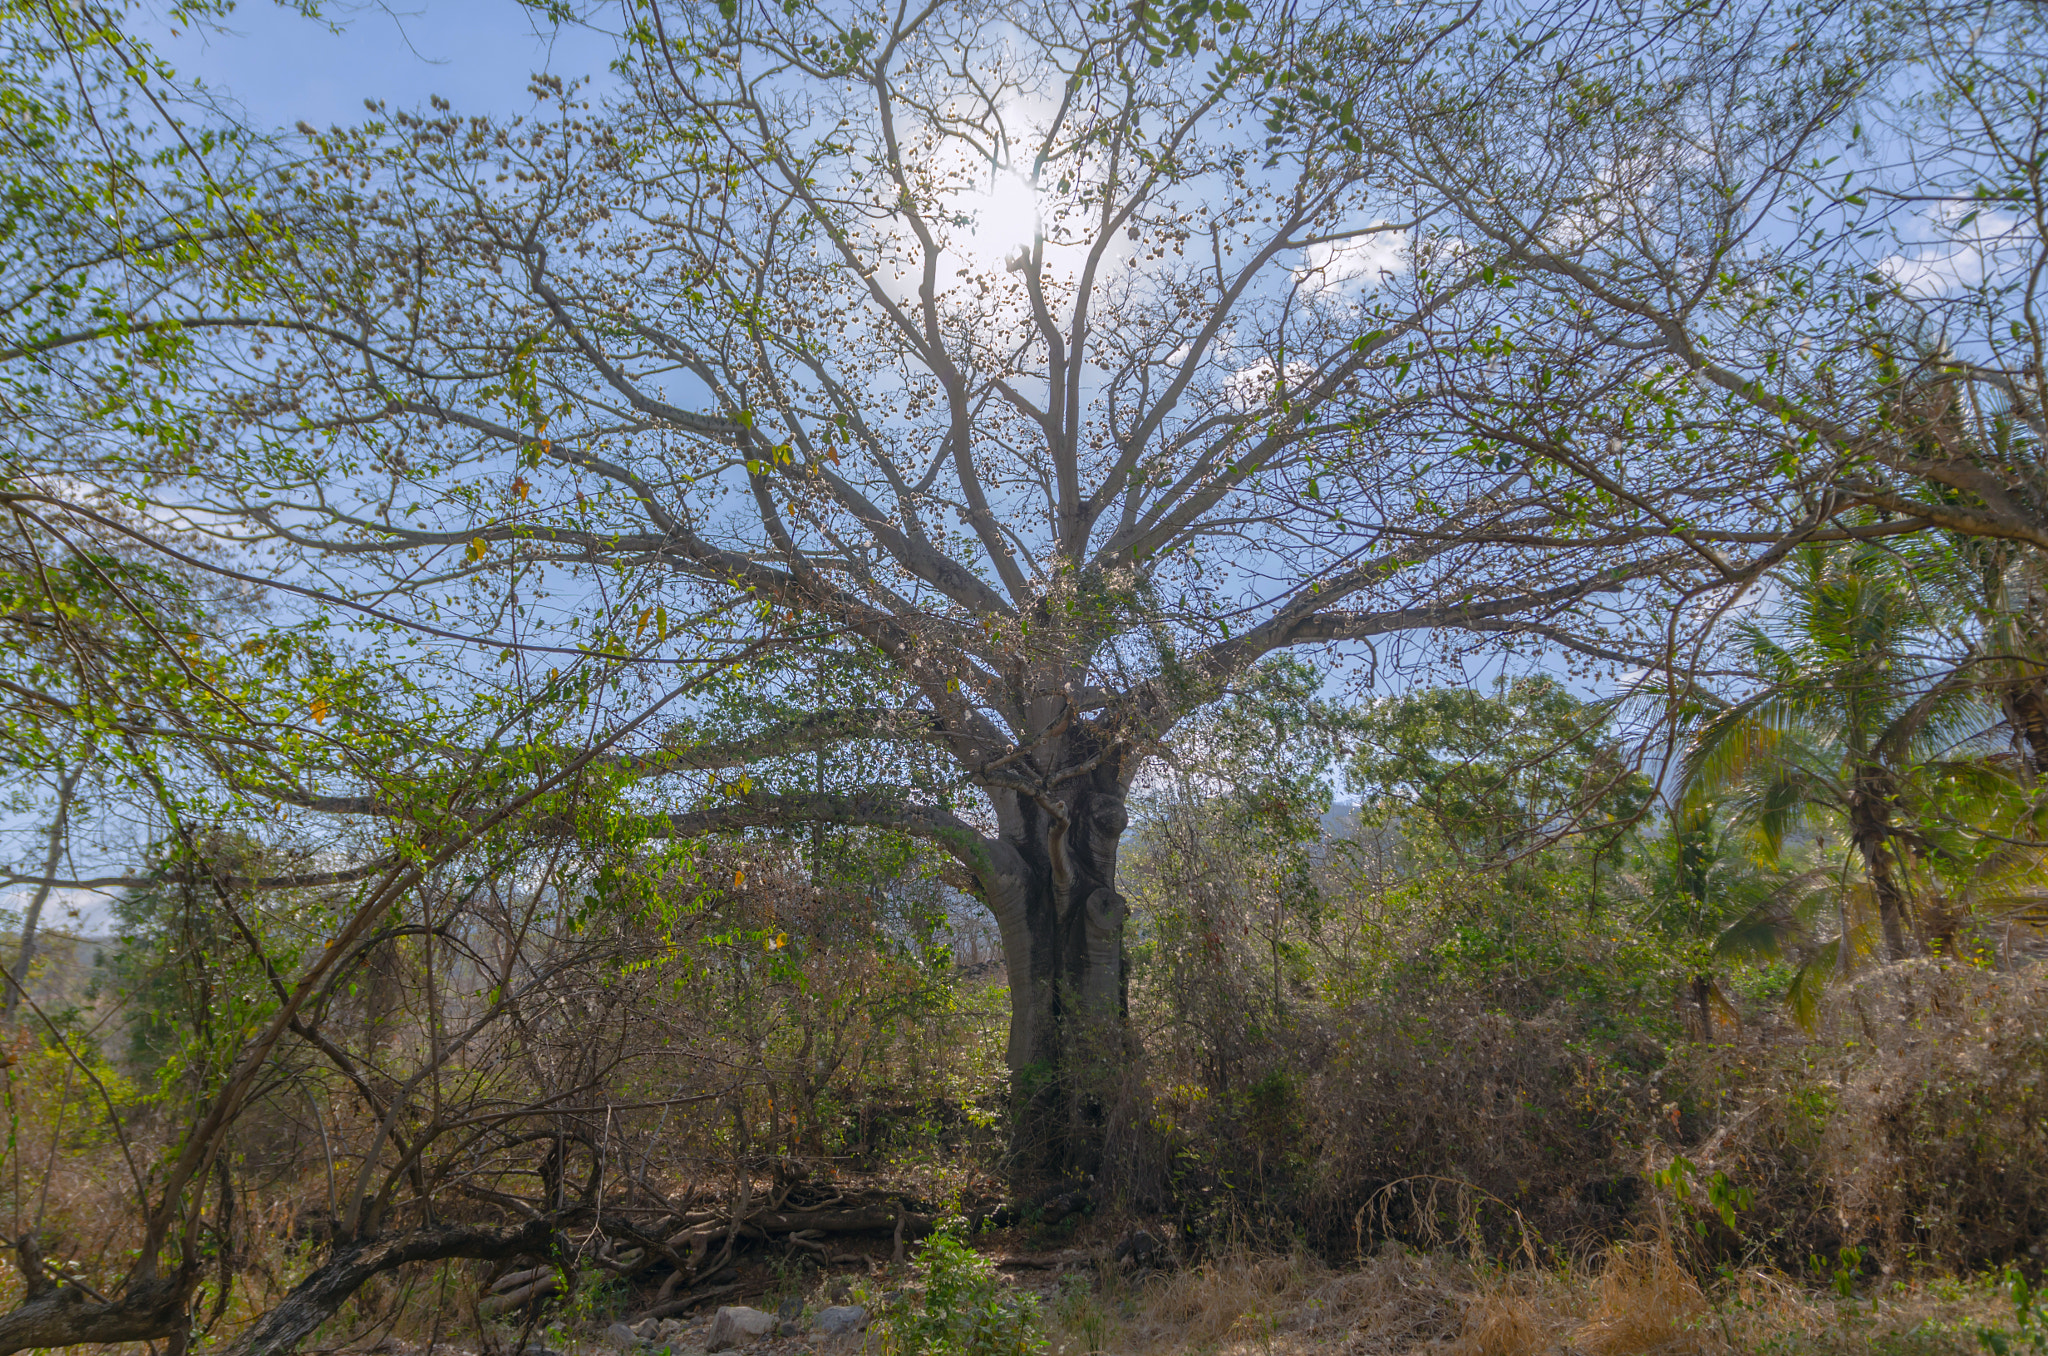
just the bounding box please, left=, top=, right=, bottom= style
left=1977, top=1268, right=2048, bottom=1355
left=878, top=1223, right=1045, bottom=1356
left=1654, top=1154, right=1754, bottom=1235
left=1348, top=675, right=1652, bottom=867
left=1678, top=547, right=1985, bottom=854
left=0, top=0, right=276, bottom=453
left=1670, top=545, right=2024, bottom=972
left=87, top=837, right=309, bottom=1078
left=1167, top=658, right=1358, bottom=848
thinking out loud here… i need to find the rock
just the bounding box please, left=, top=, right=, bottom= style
left=1114, top=1230, right=1160, bottom=1266
left=657, top=1320, right=688, bottom=1341
left=606, top=1323, right=648, bottom=1350
left=704, top=1306, right=776, bottom=1353
left=1038, top=1190, right=1091, bottom=1225
left=813, top=1305, right=868, bottom=1335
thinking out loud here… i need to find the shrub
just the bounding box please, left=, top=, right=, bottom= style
left=877, top=1223, right=1046, bottom=1356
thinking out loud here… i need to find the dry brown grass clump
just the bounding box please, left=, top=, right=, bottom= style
left=1569, top=1238, right=1712, bottom=1355
left=1087, top=1245, right=1473, bottom=1355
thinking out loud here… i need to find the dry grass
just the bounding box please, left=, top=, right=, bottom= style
left=1040, top=1235, right=2021, bottom=1356
left=1076, top=1245, right=1470, bottom=1355
left=1568, top=1238, right=1712, bottom=1356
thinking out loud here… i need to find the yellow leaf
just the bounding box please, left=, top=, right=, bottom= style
left=512, top=475, right=530, bottom=502
left=309, top=697, right=329, bottom=723
left=635, top=606, right=653, bottom=638
left=467, top=538, right=489, bottom=562
left=733, top=869, right=746, bottom=888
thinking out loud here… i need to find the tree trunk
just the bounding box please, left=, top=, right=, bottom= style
left=979, top=725, right=1132, bottom=1175
left=2005, top=675, right=2048, bottom=777
left=1848, top=779, right=1914, bottom=963
left=0, top=1273, right=191, bottom=1356
left=221, top=1218, right=560, bottom=1356
left=4, top=763, right=82, bottom=1022
left=0, top=1232, right=194, bottom=1356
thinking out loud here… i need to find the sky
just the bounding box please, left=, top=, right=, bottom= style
left=6, top=0, right=1758, bottom=935
left=2, top=2, right=632, bottom=940
left=149, top=0, right=622, bottom=130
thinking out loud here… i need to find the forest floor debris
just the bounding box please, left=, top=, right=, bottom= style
left=403, top=1232, right=2041, bottom=1356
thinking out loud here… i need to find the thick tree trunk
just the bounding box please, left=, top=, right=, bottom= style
left=980, top=728, right=1132, bottom=1174
left=0, top=1235, right=191, bottom=1356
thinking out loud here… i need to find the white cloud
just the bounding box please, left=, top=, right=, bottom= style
left=1880, top=202, right=2028, bottom=299
left=1294, top=225, right=1408, bottom=296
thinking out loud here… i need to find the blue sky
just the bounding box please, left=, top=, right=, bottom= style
left=150, top=0, right=621, bottom=129
left=1, top=4, right=628, bottom=937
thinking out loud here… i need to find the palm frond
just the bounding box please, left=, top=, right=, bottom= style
left=1753, top=770, right=1817, bottom=858
left=1713, top=869, right=1833, bottom=959
left=1679, top=694, right=1818, bottom=804
left=1786, top=951, right=1833, bottom=1033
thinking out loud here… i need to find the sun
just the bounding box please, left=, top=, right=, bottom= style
left=949, top=171, right=1041, bottom=270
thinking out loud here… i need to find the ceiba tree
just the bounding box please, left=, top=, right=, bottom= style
left=215, top=0, right=1740, bottom=1161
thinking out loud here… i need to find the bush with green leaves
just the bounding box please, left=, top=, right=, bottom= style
left=877, top=1224, right=1045, bottom=1356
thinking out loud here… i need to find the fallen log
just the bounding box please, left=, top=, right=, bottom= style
left=490, top=1266, right=555, bottom=1296
left=992, top=1250, right=1094, bottom=1271
left=478, top=1274, right=561, bottom=1318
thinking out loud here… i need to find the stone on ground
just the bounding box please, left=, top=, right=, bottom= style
left=704, top=1305, right=776, bottom=1352
left=813, top=1305, right=868, bottom=1335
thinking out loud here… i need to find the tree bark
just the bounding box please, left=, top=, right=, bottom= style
left=0, top=1219, right=561, bottom=1356
left=979, top=724, right=1133, bottom=1174
left=0, top=1234, right=191, bottom=1356
left=220, top=1218, right=560, bottom=1356
left=4, top=763, right=82, bottom=1022
left=2005, top=676, right=2048, bottom=777
left=1849, top=778, right=1915, bottom=963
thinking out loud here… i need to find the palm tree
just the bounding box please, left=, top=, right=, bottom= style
left=1677, top=548, right=1993, bottom=962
